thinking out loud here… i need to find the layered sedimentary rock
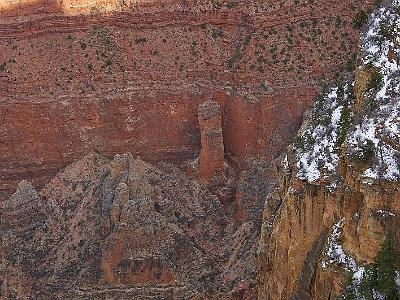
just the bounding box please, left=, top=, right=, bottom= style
left=0, top=0, right=370, bottom=200
left=0, top=152, right=276, bottom=299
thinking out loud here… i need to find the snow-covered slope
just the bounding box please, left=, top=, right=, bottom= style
left=292, top=0, right=400, bottom=184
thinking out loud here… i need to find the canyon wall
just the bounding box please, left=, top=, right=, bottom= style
left=0, top=0, right=369, bottom=200
left=258, top=2, right=400, bottom=296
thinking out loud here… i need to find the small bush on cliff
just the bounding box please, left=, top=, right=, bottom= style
left=211, top=27, right=223, bottom=39
left=338, top=271, right=357, bottom=300
left=374, top=234, right=399, bottom=299
left=336, top=84, right=353, bottom=149
left=351, top=139, right=375, bottom=162
left=367, top=68, right=383, bottom=91
left=293, top=131, right=315, bottom=151
left=211, top=0, right=222, bottom=9
left=312, top=94, right=332, bottom=126
left=377, top=22, right=397, bottom=43
left=336, top=104, right=352, bottom=149
left=340, top=232, right=399, bottom=300
left=346, top=53, right=358, bottom=72
left=353, top=10, right=369, bottom=29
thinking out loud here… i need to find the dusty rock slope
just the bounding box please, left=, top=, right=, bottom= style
left=0, top=152, right=274, bottom=299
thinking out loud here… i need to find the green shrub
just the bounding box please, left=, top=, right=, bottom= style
left=374, top=233, right=399, bottom=299
left=211, top=27, right=223, bottom=39
left=294, top=132, right=315, bottom=151
left=367, top=68, right=383, bottom=91
left=353, top=10, right=368, bottom=29
left=346, top=53, right=358, bottom=72
left=312, top=94, right=331, bottom=126
left=338, top=271, right=357, bottom=300
left=359, top=233, right=399, bottom=300
left=351, top=139, right=375, bottom=162
left=0, top=62, right=6, bottom=72
left=339, top=232, right=399, bottom=300
left=377, top=22, right=396, bottom=42
left=211, top=0, right=222, bottom=9
left=365, top=96, right=379, bottom=111
left=336, top=104, right=352, bottom=148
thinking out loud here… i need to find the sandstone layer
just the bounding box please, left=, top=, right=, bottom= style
left=0, top=0, right=369, bottom=200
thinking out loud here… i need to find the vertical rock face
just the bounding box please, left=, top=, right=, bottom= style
left=198, top=100, right=224, bottom=181
left=258, top=164, right=400, bottom=299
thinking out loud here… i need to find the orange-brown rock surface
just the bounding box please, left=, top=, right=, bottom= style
left=0, top=0, right=370, bottom=200
left=258, top=155, right=400, bottom=299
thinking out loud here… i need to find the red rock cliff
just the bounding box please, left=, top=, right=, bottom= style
left=0, top=0, right=369, bottom=200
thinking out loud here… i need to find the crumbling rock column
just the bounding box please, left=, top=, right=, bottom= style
left=198, top=100, right=224, bottom=181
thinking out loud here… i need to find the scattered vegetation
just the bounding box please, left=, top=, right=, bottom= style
left=134, top=37, right=147, bottom=44
left=346, top=53, right=358, bottom=72
left=90, top=25, right=119, bottom=73
left=0, top=62, right=6, bottom=72
left=211, top=27, right=223, bottom=39
left=312, top=93, right=332, bottom=126
left=338, top=271, right=357, bottom=300
left=336, top=84, right=354, bottom=149
left=374, top=0, right=383, bottom=7
left=377, top=21, right=397, bottom=42
left=210, top=0, right=222, bottom=9
left=227, top=33, right=252, bottom=70
left=359, top=233, right=399, bottom=299
left=293, top=131, right=315, bottom=151
left=367, top=68, right=383, bottom=91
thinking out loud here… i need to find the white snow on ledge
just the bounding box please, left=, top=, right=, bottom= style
left=293, top=0, right=400, bottom=184
left=322, top=218, right=358, bottom=271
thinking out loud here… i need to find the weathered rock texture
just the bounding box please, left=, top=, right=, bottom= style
left=0, top=152, right=275, bottom=299
left=0, top=0, right=370, bottom=200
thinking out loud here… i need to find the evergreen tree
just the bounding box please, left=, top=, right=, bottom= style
left=359, top=232, right=399, bottom=300
left=374, top=233, right=399, bottom=299
left=338, top=271, right=357, bottom=300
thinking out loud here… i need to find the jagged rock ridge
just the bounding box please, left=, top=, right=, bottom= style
left=0, top=152, right=275, bottom=299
